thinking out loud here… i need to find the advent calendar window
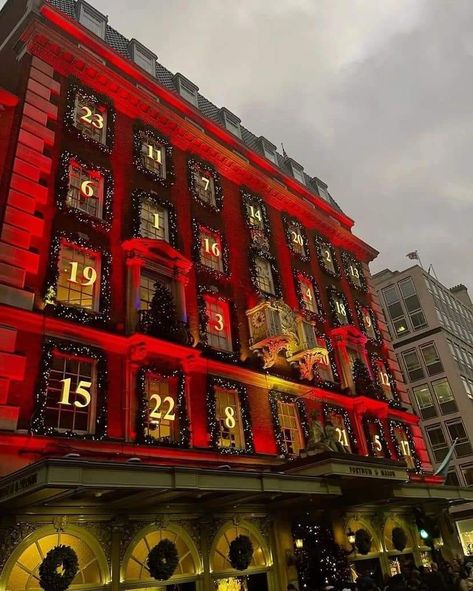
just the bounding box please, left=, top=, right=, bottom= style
left=365, top=419, right=386, bottom=458
left=192, top=165, right=216, bottom=207
left=73, top=93, right=108, bottom=144
left=254, top=256, right=275, bottom=295
left=139, top=198, right=169, bottom=242
left=144, top=374, right=178, bottom=443
left=284, top=217, right=307, bottom=259
left=374, top=359, right=394, bottom=399
left=246, top=198, right=265, bottom=230
left=44, top=353, right=96, bottom=435
left=297, top=273, right=318, bottom=315
left=56, top=245, right=100, bottom=311
left=343, top=252, right=364, bottom=290
left=316, top=236, right=338, bottom=276
left=215, top=387, right=244, bottom=450
left=67, top=160, right=104, bottom=218
left=276, top=400, right=304, bottom=456
left=205, top=298, right=233, bottom=352
left=140, top=131, right=166, bottom=178
left=199, top=227, right=223, bottom=272
left=325, top=408, right=353, bottom=453
left=329, top=289, right=351, bottom=326
left=359, top=305, right=377, bottom=340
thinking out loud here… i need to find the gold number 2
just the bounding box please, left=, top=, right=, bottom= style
left=80, top=106, right=104, bottom=129
left=149, top=394, right=176, bottom=421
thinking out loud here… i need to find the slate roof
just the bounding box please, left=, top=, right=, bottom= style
left=45, top=0, right=344, bottom=215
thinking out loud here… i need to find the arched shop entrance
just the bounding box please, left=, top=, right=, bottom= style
left=0, top=525, right=109, bottom=591
left=122, top=524, right=202, bottom=590
left=210, top=521, right=274, bottom=591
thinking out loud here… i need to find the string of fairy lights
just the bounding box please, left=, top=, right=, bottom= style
left=282, top=213, right=310, bottom=262
left=188, top=156, right=224, bottom=212
left=133, top=121, right=175, bottom=187
left=130, top=188, right=178, bottom=248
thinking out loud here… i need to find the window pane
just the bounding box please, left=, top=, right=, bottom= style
left=73, top=94, right=107, bottom=144
left=206, top=300, right=232, bottom=352
left=445, top=470, right=460, bottom=486
left=402, top=350, right=424, bottom=381
left=139, top=198, right=169, bottom=241
left=432, top=378, right=457, bottom=414
left=383, top=285, right=400, bottom=306
left=255, top=257, right=275, bottom=294
left=67, top=161, right=103, bottom=218
left=399, top=278, right=416, bottom=299
left=216, top=388, right=244, bottom=449
left=277, top=400, right=303, bottom=455
left=393, top=317, right=410, bottom=335
left=145, top=376, right=178, bottom=442
left=413, top=384, right=437, bottom=419
left=420, top=344, right=443, bottom=376
left=200, top=229, right=223, bottom=272
left=56, top=245, right=100, bottom=311
left=140, top=132, right=166, bottom=177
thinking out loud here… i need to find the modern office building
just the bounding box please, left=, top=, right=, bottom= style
left=0, top=1, right=471, bottom=590
left=373, top=264, right=473, bottom=555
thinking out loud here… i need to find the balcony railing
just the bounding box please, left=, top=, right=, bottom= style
left=138, top=310, right=194, bottom=346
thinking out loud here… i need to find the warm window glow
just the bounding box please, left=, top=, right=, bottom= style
left=199, top=228, right=223, bottom=272
left=333, top=295, right=349, bottom=325
left=361, top=306, right=376, bottom=340
left=140, top=132, right=166, bottom=177
left=298, top=275, right=317, bottom=314
left=215, top=387, right=244, bottom=450
left=376, top=360, right=393, bottom=399
left=139, top=273, right=158, bottom=311
left=246, top=201, right=264, bottom=229
left=73, top=93, right=107, bottom=144
left=326, top=411, right=352, bottom=452
left=144, top=375, right=177, bottom=442
left=139, top=198, right=169, bottom=241
left=288, top=223, right=306, bottom=257
left=367, top=422, right=385, bottom=457
left=205, top=299, right=232, bottom=351
left=44, top=353, right=95, bottom=434
left=67, top=160, right=103, bottom=218
left=393, top=426, right=415, bottom=468
left=56, top=245, right=100, bottom=311
left=254, top=257, right=275, bottom=295
left=319, top=239, right=336, bottom=274
left=277, top=400, right=303, bottom=456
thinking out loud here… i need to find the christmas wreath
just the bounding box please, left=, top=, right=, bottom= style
left=147, top=539, right=179, bottom=580
left=39, top=545, right=79, bottom=591
left=228, top=535, right=254, bottom=571
left=392, top=527, right=408, bottom=552
left=355, top=529, right=372, bottom=555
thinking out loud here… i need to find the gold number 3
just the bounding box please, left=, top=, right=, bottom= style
left=80, top=106, right=104, bottom=129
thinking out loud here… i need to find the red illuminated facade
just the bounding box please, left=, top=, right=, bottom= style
left=0, top=1, right=468, bottom=590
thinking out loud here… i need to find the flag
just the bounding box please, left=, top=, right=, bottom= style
left=434, top=438, right=458, bottom=480
left=406, top=251, right=419, bottom=260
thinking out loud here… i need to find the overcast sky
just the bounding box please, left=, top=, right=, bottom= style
left=6, top=0, right=473, bottom=291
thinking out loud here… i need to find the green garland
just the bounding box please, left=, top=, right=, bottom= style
left=269, top=390, right=309, bottom=456
left=341, top=250, right=368, bottom=293
left=147, top=539, right=179, bottom=580
left=133, top=120, right=175, bottom=187
left=130, top=189, right=178, bottom=248
left=39, top=545, right=79, bottom=591
left=314, top=234, right=340, bottom=278
left=282, top=213, right=310, bottom=262
left=188, top=156, right=223, bottom=211
left=228, top=535, right=254, bottom=571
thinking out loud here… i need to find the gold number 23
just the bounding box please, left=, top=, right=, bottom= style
left=80, top=106, right=104, bottom=129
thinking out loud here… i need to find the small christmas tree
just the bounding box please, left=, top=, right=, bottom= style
left=353, top=358, right=382, bottom=399
left=145, top=281, right=178, bottom=338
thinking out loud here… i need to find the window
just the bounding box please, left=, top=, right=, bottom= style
left=446, top=470, right=460, bottom=486
left=402, top=350, right=424, bottom=381
left=462, top=466, right=473, bottom=486
left=199, top=228, right=224, bottom=272
left=139, top=272, right=160, bottom=311
left=461, top=376, right=473, bottom=398
left=375, top=360, right=394, bottom=400
left=192, top=165, right=216, bottom=207
left=316, top=339, right=334, bottom=382
left=382, top=285, right=409, bottom=336
left=205, top=298, right=232, bottom=352
left=73, top=93, right=107, bottom=144
left=66, top=160, right=104, bottom=218
left=276, top=400, right=304, bottom=456
left=345, top=256, right=363, bottom=289
left=246, top=199, right=265, bottom=230
left=297, top=273, right=318, bottom=315
left=139, top=198, right=169, bottom=241
left=316, top=237, right=337, bottom=275
left=426, top=425, right=449, bottom=462
left=316, top=182, right=331, bottom=203
left=432, top=378, right=457, bottom=414
left=360, top=306, right=377, bottom=340
left=174, top=73, right=199, bottom=107
left=220, top=108, right=241, bottom=138
left=290, top=164, right=305, bottom=185
left=44, top=353, right=95, bottom=434
left=365, top=421, right=385, bottom=458
left=392, top=425, right=415, bottom=469
left=285, top=219, right=307, bottom=258
left=139, top=131, right=166, bottom=178
left=325, top=410, right=352, bottom=452
left=447, top=421, right=472, bottom=457
left=56, top=245, right=100, bottom=311
left=399, top=278, right=427, bottom=329
left=254, top=256, right=275, bottom=295
left=331, top=293, right=350, bottom=326
left=78, top=2, right=106, bottom=38
left=144, top=374, right=178, bottom=442
left=262, top=142, right=277, bottom=163
left=413, top=384, right=437, bottom=419
left=420, top=343, right=443, bottom=376
left=134, top=47, right=155, bottom=75
left=215, top=387, right=244, bottom=450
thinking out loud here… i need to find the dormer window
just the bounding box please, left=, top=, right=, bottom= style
left=174, top=73, right=199, bottom=107
left=220, top=108, right=241, bottom=139
left=286, top=159, right=305, bottom=185
left=314, top=178, right=331, bottom=202
left=129, top=39, right=156, bottom=76
left=258, top=136, right=277, bottom=164
left=77, top=1, right=107, bottom=38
